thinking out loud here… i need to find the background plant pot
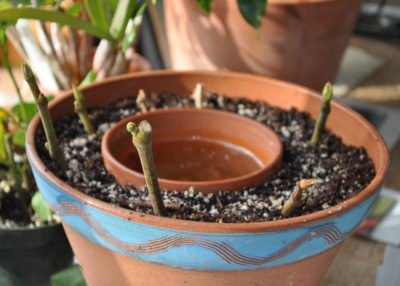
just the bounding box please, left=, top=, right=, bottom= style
left=26, top=71, right=388, bottom=286
left=0, top=223, right=74, bottom=286
left=164, top=0, right=363, bottom=91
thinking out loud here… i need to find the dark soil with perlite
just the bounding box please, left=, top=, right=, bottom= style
left=36, top=92, right=376, bottom=223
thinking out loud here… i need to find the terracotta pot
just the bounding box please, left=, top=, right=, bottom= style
left=26, top=71, right=389, bottom=286
left=102, top=108, right=283, bottom=193
left=164, top=0, right=363, bottom=91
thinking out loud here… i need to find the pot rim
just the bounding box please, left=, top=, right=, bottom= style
left=26, top=71, right=389, bottom=234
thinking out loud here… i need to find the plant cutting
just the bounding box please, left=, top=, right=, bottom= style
left=164, top=0, right=363, bottom=91
left=0, top=0, right=151, bottom=92
left=0, top=38, right=72, bottom=286
left=25, top=71, right=388, bottom=286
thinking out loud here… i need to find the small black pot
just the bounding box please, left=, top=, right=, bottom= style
left=0, top=223, right=73, bottom=286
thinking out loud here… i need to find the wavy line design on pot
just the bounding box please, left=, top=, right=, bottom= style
left=52, top=200, right=355, bottom=266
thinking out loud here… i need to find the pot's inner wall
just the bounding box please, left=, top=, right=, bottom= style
left=117, top=137, right=263, bottom=181
left=107, top=108, right=281, bottom=182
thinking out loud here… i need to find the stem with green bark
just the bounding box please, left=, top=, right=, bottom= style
left=72, top=85, right=95, bottom=135
left=310, top=82, right=333, bottom=147
left=22, top=63, right=67, bottom=172
left=4, top=132, right=26, bottom=206
left=127, top=121, right=166, bottom=217
left=281, top=179, right=320, bottom=217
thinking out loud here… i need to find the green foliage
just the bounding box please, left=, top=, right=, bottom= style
left=66, top=2, right=83, bottom=16
left=31, top=191, right=54, bottom=221
left=0, top=120, right=6, bottom=161
left=101, top=0, right=118, bottom=25
left=236, top=0, right=267, bottom=30
left=50, top=265, right=87, bottom=286
left=109, top=0, right=136, bottom=41
left=83, top=0, right=109, bottom=32
left=0, top=0, right=150, bottom=223
left=2, top=0, right=55, bottom=6
left=194, top=0, right=267, bottom=29
left=80, top=70, right=96, bottom=86
left=0, top=8, right=113, bottom=41
left=196, top=0, right=212, bottom=16
left=12, top=102, right=38, bottom=123
left=10, top=96, right=53, bottom=147
left=122, top=24, right=136, bottom=53
left=133, top=0, right=147, bottom=18
left=12, top=127, right=26, bottom=147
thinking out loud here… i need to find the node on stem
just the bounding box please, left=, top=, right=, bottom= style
left=22, top=63, right=67, bottom=172
left=126, top=120, right=166, bottom=216
left=281, top=179, right=321, bottom=217
left=310, top=82, right=333, bottom=147
left=72, top=85, right=95, bottom=135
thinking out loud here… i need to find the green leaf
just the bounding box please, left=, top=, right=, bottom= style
left=236, top=0, right=267, bottom=30
left=0, top=8, right=113, bottom=41
left=102, top=0, right=119, bottom=26
left=12, top=102, right=38, bottom=123
left=66, top=2, right=83, bottom=16
left=0, top=1, right=10, bottom=10
left=83, top=0, right=109, bottom=31
left=13, top=126, right=26, bottom=147
left=80, top=70, right=96, bottom=86
left=196, top=0, right=212, bottom=16
left=0, top=121, right=6, bottom=161
left=132, top=0, right=147, bottom=19
left=0, top=23, right=7, bottom=47
left=31, top=191, right=53, bottom=222
left=122, top=24, right=136, bottom=53
left=50, top=265, right=87, bottom=286
left=4, top=0, right=55, bottom=6
left=109, top=0, right=136, bottom=41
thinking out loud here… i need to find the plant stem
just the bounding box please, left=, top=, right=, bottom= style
left=127, top=121, right=166, bottom=216
left=281, top=179, right=320, bottom=217
left=0, top=38, right=28, bottom=123
left=72, top=85, right=95, bottom=135
left=192, top=82, right=204, bottom=109
left=310, top=82, right=333, bottom=147
left=22, top=63, right=67, bottom=172
left=22, top=155, right=36, bottom=196
left=4, top=132, right=26, bottom=206
left=136, top=89, right=148, bottom=113
left=0, top=107, right=20, bottom=125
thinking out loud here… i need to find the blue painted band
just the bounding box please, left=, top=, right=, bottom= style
left=31, top=166, right=377, bottom=271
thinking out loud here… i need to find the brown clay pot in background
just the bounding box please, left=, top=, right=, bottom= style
left=164, top=0, right=363, bottom=91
